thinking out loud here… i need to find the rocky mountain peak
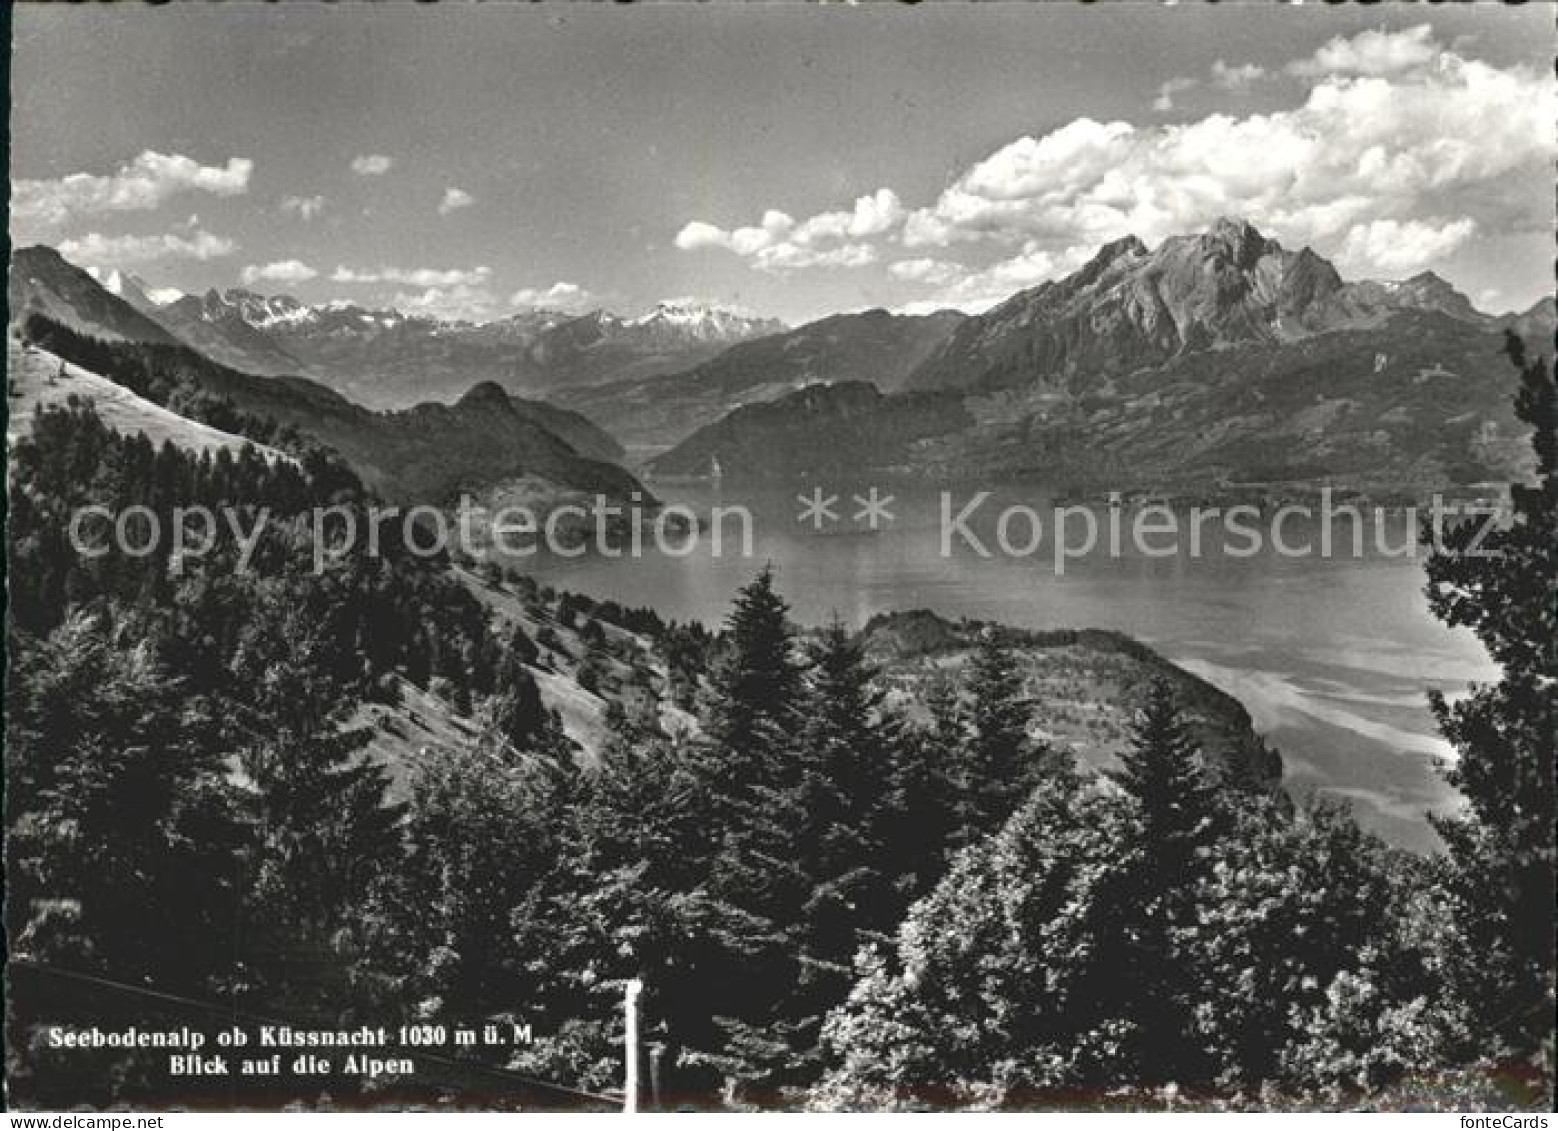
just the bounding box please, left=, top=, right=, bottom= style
left=1204, top=215, right=1269, bottom=252
left=903, top=218, right=1435, bottom=393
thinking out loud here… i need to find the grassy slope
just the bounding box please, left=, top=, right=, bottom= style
left=6, top=340, right=290, bottom=462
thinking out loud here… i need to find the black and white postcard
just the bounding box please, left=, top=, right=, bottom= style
left=4, top=2, right=1554, bottom=1115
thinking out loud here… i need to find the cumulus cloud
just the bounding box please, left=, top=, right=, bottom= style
left=900, top=117, right=1138, bottom=248
left=13, top=151, right=253, bottom=228
left=240, top=259, right=319, bottom=286
left=59, top=228, right=237, bottom=267
left=673, top=26, right=1548, bottom=298
left=1290, top=22, right=1439, bottom=78
left=673, top=188, right=901, bottom=273
left=438, top=187, right=475, bottom=215
left=1333, top=218, right=1477, bottom=276
left=391, top=284, right=499, bottom=322
left=1153, top=77, right=1198, bottom=112
left=893, top=242, right=1096, bottom=314
left=349, top=154, right=394, bottom=176
left=887, top=258, right=964, bottom=286
left=894, top=25, right=1551, bottom=283
left=280, top=194, right=327, bottom=221
left=1211, top=60, right=1267, bottom=89
left=510, top=281, right=596, bottom=311
left=332, top=264, right=492, bottom=287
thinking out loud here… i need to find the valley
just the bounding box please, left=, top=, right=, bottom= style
left=5, top=219, right=1543, bottom=852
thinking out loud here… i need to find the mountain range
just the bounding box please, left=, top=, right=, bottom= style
left=10, top=220, right=1554, bottom=504
left=557, top=307, right=966, bottom=456
left=10, top=249, right=644, bottom=518
left=11, top=247, right=785, bottom=408
left=652, top=219, right=1554, bottom=499
left=904, top=218, right=1526, bottom=394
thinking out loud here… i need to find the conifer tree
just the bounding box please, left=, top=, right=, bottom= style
left=229, top=582, right=404, bottom=987
left=703, top=564, right=804, bottom=766
left=767, top=619, right=899, bottom=1082
left=5, top=611, right=241, bottom=988
left=1114, top=679, right=1222, bottom=885
left=1425, top=335, right=1557, bottom=1058
left=1111, top=678, right=1224, bottom=1083
left=950, top=629, right=1039, bottom=847
left=685, top=567, right=811, bottom=1095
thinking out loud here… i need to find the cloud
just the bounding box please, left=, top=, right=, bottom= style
left=892, top=242, right=1096, bottom=314
left=1290, top=22, right=1439, bottom=78
left=1153, top=77, right=1198, bottom=112
left=13, top=151, right=252, bottom=228
left=510, top=281, right=596, bottom=311
left=1333, top=218, right=1477, bottom=276
left=332, top=264, right=492, bottom=287
left=890, top=25, right=1551, bottom=283
left=349, top=154, right=394, bottom=176
left=58, top=228, right=237, bottom=266
left=438, top=187, right=475, bottom=215
left=756, top=242, right=879, bottom=271
left=1211, top=60, right=1267, bottom=89
left=674, top=210, right=793, bottom=254
left=240, top=259, right=319, bottom=286
left=391, top=284, right=498, bottom=322
left=670, top=27, right=1546, bottom=298
left=887, top=258, right=964, bottom=286
left=673, top=188, right=901, bottom=273
left=900, top=117, right=1137, bottom=248
left=280, top=194, right=327, bottom=221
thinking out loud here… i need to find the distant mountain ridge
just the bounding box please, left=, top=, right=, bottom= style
left=11, top=229, right=1551, bottom=500
left=15, top=305, right=648, bottom=515
left=559, top=307, right=967, bottom=456
left=905, top=217, right=1514, bottom=394
left=653, top=219, right=1553, bottom=498
left=9, top=245, right=787, bottom=408
left=647, top=381, right=972, bottom=479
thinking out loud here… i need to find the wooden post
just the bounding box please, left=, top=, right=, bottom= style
left=648, top=1042, right=664, bottom=1111
left=623, top=977, right=643, bottom=1113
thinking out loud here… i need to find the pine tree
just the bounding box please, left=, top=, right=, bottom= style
left=5, top=611, right=241, bottom=988
left=680, top=567, right=811, bottom=1096
left=528, top=731, right=715, bottom=1097
left=703, top=564, right=804, bottom=765
left=1425, top=335, right=1556, bottom=1058
left=1111, top=678, right=1223, bottom=1084
left=1114, top=679, right=1222, bottom=882
left=228, top=582, right=405, bottom=990
left=950, top=629, right=1039, bottom=847
left=766, top=619, right=898, bottom=1083
left=484, top=647, right=551, bottom=752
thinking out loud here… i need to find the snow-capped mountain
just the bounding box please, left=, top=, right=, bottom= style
left=143, top=289, right=309, bottom=376
left=626, top=300, right=786, bottom=345
left=100, top=269, right=184, bottom=310
left=13, top=244, right=793, bottom=405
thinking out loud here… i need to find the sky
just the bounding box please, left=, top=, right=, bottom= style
left=9, top=4, right=1555, bottom=325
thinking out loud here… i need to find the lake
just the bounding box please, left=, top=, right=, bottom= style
left=516, top=481, right=1499, bottom=852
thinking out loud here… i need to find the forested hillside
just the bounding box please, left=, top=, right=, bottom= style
left=5, top=339, right=1552, bottom=1110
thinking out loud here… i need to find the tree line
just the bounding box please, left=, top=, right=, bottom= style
left=5, top=338, right=1552, bottom=1108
